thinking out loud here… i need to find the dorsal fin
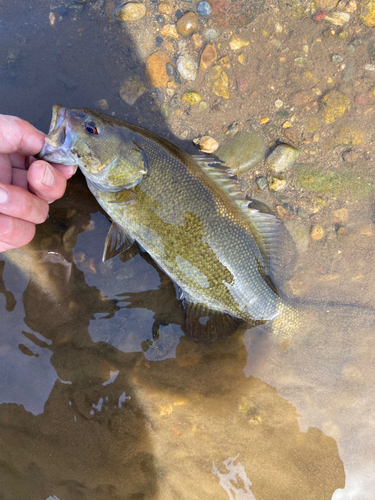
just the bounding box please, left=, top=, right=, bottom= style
left=194, top=157, right=296, bottom=285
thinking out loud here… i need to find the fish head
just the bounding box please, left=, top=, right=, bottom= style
left=39, top=105, right=148, bottom=191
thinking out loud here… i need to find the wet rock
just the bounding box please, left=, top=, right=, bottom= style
left=266, top=143, right=300, bottom=172
left=332, top=54, right=344, bottom=63
left=182, top=91, right=202, bottom=105
left=304, top=116, right=320, bottom=134
left=177, top=54, right=198, bottom=80
left=313, top=11, right=326, bottom=20
left=321, top=91, right=350, bottom=124
left=324, top=11, right=350, bottom=23
left=158, top=1, right=174, bottom=15
left=236, top=77, right=250, bottom=94
left=161, top=24, right=179, bottom=38
left=197, top=1, right=211, bottom=15
left=176, top=11, right=198, bottom=37
left=192, top=33, right=204, bottom=49
left=210, top=65, right=229, bottom=99
left=270, top=178, right=287, bottom=191
left=293, top=164, right=375, bottom=199
left=279, top=0, right=317, bottom=18
left=216, top=131, right=267, bottom=174
left=200, top=44, right=217, bottom=70
left=202, top=27, right=218, bottom=41
left=114, top=2, right=146, bottom=20
left=224, top=121, right=239, bottom=137
left=96, top=98, right=109, bottom=110
left=119, top=75, right=147, bottom=104
left=342, top=149, right=360, bottom=161
left=145, top=52, right=170, bottom=87
left=328, top=127, right=364, bottom=147
left=229, top=36, right=250, bottom=51
left=198, top=136, right=219, bottom=153
left=284, top=220, right=310, bottom=252
left=311, top=224, right=324, bottom=241
left=256, top=176, right=268, bottom=190
left=198, top=100, right=207, bottom=112
left=359, top=0, right=375, bottom=25
left=219, top=56, right=231, bottom=69
left=210, top=0, right=264, bottom=27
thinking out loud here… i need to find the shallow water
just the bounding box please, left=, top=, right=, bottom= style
left=1, top=1, right=375, bottom=499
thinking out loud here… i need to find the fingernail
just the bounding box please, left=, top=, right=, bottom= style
left=0, top=187, right=9, bottom=204
left=42, top=165, right=55, bottom=187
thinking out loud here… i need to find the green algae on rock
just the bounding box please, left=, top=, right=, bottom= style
left=216, top=131, right=267, bottom=174
left=359, top=0, right=375, bottom=26
left=321, top=91, right=350, bottom=124
left=293, top=164, right=375, bottom=199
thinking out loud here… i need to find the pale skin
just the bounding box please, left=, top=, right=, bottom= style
left=0, top=115, right=76, bottom=252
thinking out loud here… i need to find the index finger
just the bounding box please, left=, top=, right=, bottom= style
left=0, top=115, right=46, bottom=157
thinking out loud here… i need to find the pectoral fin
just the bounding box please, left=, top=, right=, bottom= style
left=108, top=189, right=138, bottom=205
left=102, top=222, right=135, bottom=262
left=183, top=296, right=247, bottom=343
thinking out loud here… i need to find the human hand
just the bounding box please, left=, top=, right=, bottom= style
left=0, top=115, right=77, bottom=252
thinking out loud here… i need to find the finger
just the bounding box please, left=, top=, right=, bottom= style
left=0, top=213, right=36, bottom=251
left=9, top=152, right=28, bottom=169
left=11, top=168, right=28, bottom=190
left=0, top=153, right=12, bottom=184
left=0, top=183, right=49, bottom=224
left=0, top=115, right=45, bottom=156
left=52, top=164, right=78, bottom=180
left=27, top=160, right=67, bottom=202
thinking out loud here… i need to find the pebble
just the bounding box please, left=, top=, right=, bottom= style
left=311, top=225, right=324, bottom=241
left=166, top=62, right=174, bottom=76
left=359, top=0, right=375, bottom=26
left=342, top=149, right=360, bottom=161
left=332, top=54, right=344, bottom=63
left=119, top=75, right=147, bottom=104
left=313, top=10, right=326, bottom=20
left=96, top=98, right=109, bottom=110
left=156, top=14, right=165, bottom=25
left=364, top=63, right=375, bottom=71
left=215, top=131, right=267, bottom=174
left=177, top=54, right=198, bottom=80
left=269, top=178, right=287, bottom=191
left=203, top=27, right=218, bottom=41
left=279, top=0, right=317, bottom=19
left=146, top=52, right=170, bottom=87
left=236, top=77, right=250, bottom=93
left=355, top=95, right=368, bottom=106
left=256, top=176, right=268, bottom=190
left=210, top=65, right=229, bottom=99
left=198, top=101, right=207, bottom=112
left=324, top=11, right=350, bottom=24
left=197, top=1, right=211, bottom=15
left=200, top=44, right=217, bottom=70
left=113, top=2, right=146, bottom=21
left=229, top=36, right=250, bottom=51
left=161, top=24, right=179, bottom=38
left=224, top=121, right=239, bottom=137
left=266, top=143, right=300, bottom=172
left=198, top=136, right=219, bottom=153
left=238, top=53, right=245, bottom=64
left=316, top=0, right=338, bottom=10
left=329, top=126, right=363, bottom=147
left=192, top=33, right=204, bottom=49
left=346, top=0, right=357, bottom=11
left=275, top=99, right=283, bottom=109
left=182, top=91, right=202, bottom=105
left=321, top=90, right=350, bottom=124
left=176, top=11, right=198, bottom=37
left=158, top=1, right=174, bottom=15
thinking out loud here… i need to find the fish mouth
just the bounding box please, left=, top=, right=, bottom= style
left=37, top=105, right=77, bottom=165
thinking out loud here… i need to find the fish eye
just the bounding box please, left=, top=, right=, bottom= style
left=85, top=121, right=100, bottom=135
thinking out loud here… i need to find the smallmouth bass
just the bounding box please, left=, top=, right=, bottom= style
left=39, top=105, right=299, bottom=338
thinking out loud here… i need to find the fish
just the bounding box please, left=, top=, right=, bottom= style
left=38, top=105, right=300, bottom=339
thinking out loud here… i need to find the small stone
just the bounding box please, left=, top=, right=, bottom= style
left=202, top=28, right=218, bottom=41
left=324, top=11, right=350, bottom=23
left=96, top=98, right=109, bottom=110
left=182, top=91, right=202, bottom=105
left=158, top=1, right=174, bottom=15
left=197, top=1, right=211, bottom=15
left=266, top=143, right=300, bottom=172
left=224, top=121, right=239, bottom=137
left=359, top=0, right=375, bottom=26
left=311, top=224, right=324, bottom=240
left=333, top=208, right=348, bottom=223
left=316, top=0, right=339, bottom=10
left=237, top=53, right=245, bottom=65
left=321, top=90, right=350, bottom=124
left=283, top=127, right=301, bottom=143
left=229, top=36, right=250, bottom=50
left=269, top=178, right=287, bottom=191
left=49, top=12, right=56, bottom=26
left=192, top=33, right=204, bottom=49
left=275, top=99, right=283, bottom=109
left=176, top=11, right=198, bottom=37
left=120, top=75, right=147, bottom=104
left=216, top=131, right=267, bottom=174
left=177, top=54, right=198, bottom=80
left=332, top=54, right=344, bottom=63
left=355, top=95, right=368, bottom=106
left=210, top=65, right=230, bottom=99
left=114, top=2, right=146, bottom=21
left=145, top=52, right=170, bottom=87
left=236, top=77, right=250, bottom=93
left=279, top=0, right=317, bottom=19
left=260, top=117, right=269, bottom=125
left=364, top=63, right=375, bottom=71
left=161, top=23, right=179, bottom=38
left=312, top=87, right=322, bottom=96
left=200, top=44, right=217, bottom=70
left=219, top=56, right=231, bottom=69
left=342, top=149, right=359, bottom=161
left=256, top=176, right=268, bottom=190
left=329, top=126, right=363, bottom=147
left=313, top=10, right=326, bottom=20
left=161, top=102, right=171, bottom=118
left=166, top=62, right=174, bottom=76
left=198, top=101, right=207, bottom=112
left=199, top=136, right=219, bottom=153
left=346, top=0, right=357, bottom=11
